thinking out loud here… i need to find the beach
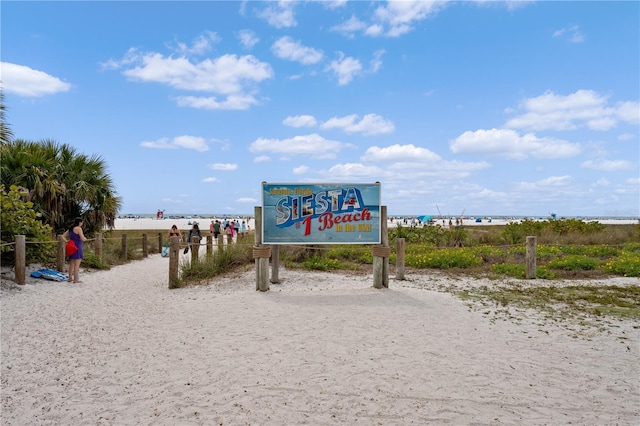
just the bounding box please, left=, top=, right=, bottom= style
left=110, top=216, right=638, bottom=232
left=2, top=254, right=639, bottom=425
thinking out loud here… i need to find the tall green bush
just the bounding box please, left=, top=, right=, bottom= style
left=0, top=184, right=54, bottom=264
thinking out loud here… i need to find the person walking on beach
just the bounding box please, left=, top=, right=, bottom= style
left=228, top=220, right=236, bottom=242
left=240, top=220, right=246, bottom=236
left=187, top=223, right=202, bottom=248
left=167, top=224, right=182, bottom=242
left=213, top=220, right=221, bottom=240
left=63, top=217, right=87, bottom=283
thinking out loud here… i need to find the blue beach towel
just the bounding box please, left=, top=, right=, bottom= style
left=30, top=269, right=69, bottom=281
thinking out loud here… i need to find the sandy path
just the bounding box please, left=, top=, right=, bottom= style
left=2, top=255, right=639, bottom=425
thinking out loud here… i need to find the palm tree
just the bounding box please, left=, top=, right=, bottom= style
left=0, top=90, right=14, bottom=145
left=56, top=143, right=120, bottom=233
left=1, top=139, right=121, bottom=235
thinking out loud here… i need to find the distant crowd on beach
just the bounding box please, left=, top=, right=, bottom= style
left=167, top=218, right=250, bottom=243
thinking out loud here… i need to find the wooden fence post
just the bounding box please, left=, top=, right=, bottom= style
left=158, top=233, right=163, bottom=254
left=373, top=205, right=389, bottom=289
left=15, top=235, right=25, bottom=285
left=190, top=235, right=200, bottom=263
left=382, top=205, right=389, bottom=288
left=206, top=235, right=213, bottom=257
left=526, top=236, right=537, bottom=279
left=56, top=234, right=66, bottom=272
left=168, top=236, right=179, bottom=289
left=254, top=205, right=269, bottom=292
left=95, top=233, right=103, bottom=261
left=121, top=234, right=128, bottom=261
left=142, top=233, right=148, bottom=257
left=396, top=238, right=405, bottom=280
left=271, top=245, right=280, bottom=284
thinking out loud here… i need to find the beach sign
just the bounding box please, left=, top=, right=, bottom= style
left=262, top=182, right=381, bottom=244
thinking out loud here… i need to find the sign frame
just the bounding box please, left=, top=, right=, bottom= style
left=261, top=182, right=381, bottom=245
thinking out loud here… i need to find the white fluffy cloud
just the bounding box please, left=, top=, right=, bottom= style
left=372, top=0, right=450, bottom=37
left=140, top=135, right=209, bottom=152
left=256, top=2, right=297, bottom=28
left=321, top=113, right=394, bottom=135
left=107, top=49, right=273, bottom=110
left=168, top=31, right=220, bottom=55
left=238, top=29, right=259, bottom=49
left=249, top=133, right=355, bottom=160
left=581, top=160, right=633, bottom=171
left=1, top=62, right=72, bottom=97
left=451, top=128, right=581, bottom=160
left=293, top=165, right=309, bottom=175
left=208, top=163, right=238, bottom=171
left=271, top=36, right=323, bottom=64
left=202, top=177, right=220, bottom=183
left=325, top=52, right=362, bottom=85
left=361, top=144, right=441, bottom=162
left=505, top=90, right=638, bottom=131
left=283, top=115, right=318, bottom=128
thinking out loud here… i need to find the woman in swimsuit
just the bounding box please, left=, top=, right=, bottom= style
left=62, top=217, right=87, bottom=283
left=167, top=224, right=183, bottom=242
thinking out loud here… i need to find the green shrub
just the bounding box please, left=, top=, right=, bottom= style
left=0, top=184, right=54, bottom=265
left=491, top=263, right=526, bottom=278
left=603, top=251, right=640, bottom=277
left=301, top=256, right=347, bottom=271
left=502, top=220, right=545, bottom=243
left=546, top=255, right=600, bottom=271
left=536, top=245, right=563, bottom=258
left=326, top=245, right=371, bottom=263
left=491, top=263, right=556, bottom=279
left=406, top=247, right=482, bottom=269
left=83, top=251, right=110, bottom=270
left=622, top=242, right=640, bottom=253
left=179, top=244, right=253, bottom=285
left=558, top=245, right=620, bottom=257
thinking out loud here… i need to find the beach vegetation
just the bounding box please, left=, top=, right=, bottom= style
left=0, top=139, right=121, bottom=236
left=178, top=241, right=253, bottom=286
left=326, top=245, right=373, bottom=264
left=0, top=184, right=54, bottom=264
left=278, top=245, right=368, bottom=271
left=546, top=255, right=600, bottom=271
left=404, top=247, right=483, bottom=268
left=603, top=251, right=640, bottom=277
left=491, top=263, right=555, bottom=280
left=301, top=256, right=354, bottom=271
left=0, top=90, right=12, bottom=144
left=458, top=284, right=640, bottom=323
left=4, top=218, right=639, bottom=281
left=389, top=224, right=469, bottom=246
left=82, top=251, right=110, bottom=270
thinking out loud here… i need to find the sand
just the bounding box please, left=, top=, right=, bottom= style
left=110, top=216, right=638, bottom=232
left=2, top=253, right=639, bottom=425
left=112, top=217, right=254, bottom=232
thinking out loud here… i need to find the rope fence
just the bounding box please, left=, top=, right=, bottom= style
left=3, top=230, right=542, bottom=287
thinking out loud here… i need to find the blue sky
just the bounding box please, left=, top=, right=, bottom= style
left=2, top=0, right=639, bottom=218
